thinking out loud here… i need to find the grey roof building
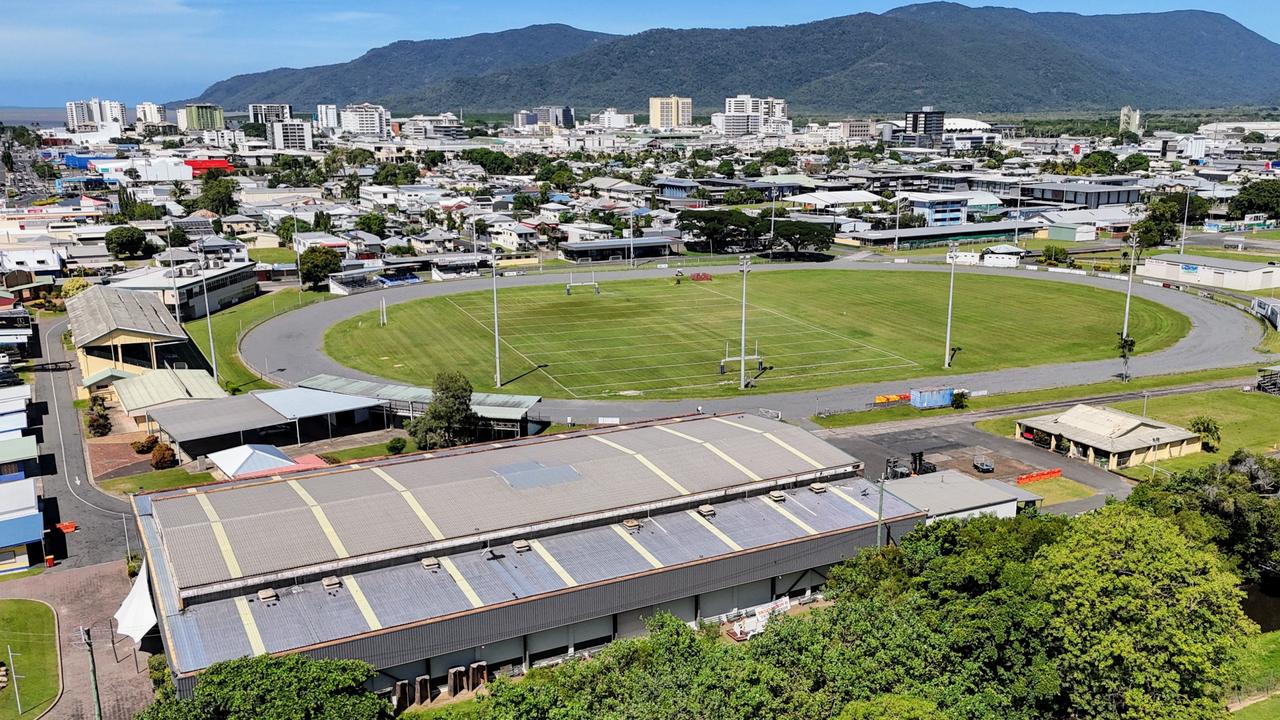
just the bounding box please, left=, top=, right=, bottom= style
left=136, top=414, right=924, bottom=705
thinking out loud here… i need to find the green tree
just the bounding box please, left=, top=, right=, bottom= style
left=549, top=168, right=576, bottom=191
left=1117, top=130, right=1142, bottom=145
left=511, top=193, right=538, bottom=220
left=1035, top=504, right=1254, bottom=720
left=298, top=245, right=342, bottom=288
left=276, top=216, right=312, bottom=244
left=167, top=226, right=189, bottom=248
left=170, top=180, right=188, bottom=202
left=341, top=172, right=362, bottom=200
left=1188, top=415, right=1222, bottom=450
left=742, top=161, right=763, bottom=178
left=771, top=220, right=834, bottom=255
left=196, top=176, right=237, bottom=215
left=1229, top=179, right=1280, bottom=219
left=1077, top=150, right=1119, bottom=174
left=837, top=695, right=941, bottom=720
left=105, top=226, right=147, bottom=258
left=61, top=276, right=90, bottom=298
left=135, top=654, right=385, bottom=720
left=1242, top=131, right=1268, bottom=144
left=406, top=371, right=480, bottom=449
left=715, top=159, right=736, bottom=178
left=123, top=167, right=141, bottom=181
left=354, top=212, right=388, bottom=238
left=312, top=210, right=333, bottom=232
left=1117, top=153, right=1150, bottom=173
left=0, top=150, right=12, bottom=173
left=239, top=122, right=267, bottom=139
left=1040, top=244, right=1070, bottom=264
left=759, top=147, right=795, bottom=166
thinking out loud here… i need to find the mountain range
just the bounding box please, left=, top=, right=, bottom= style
left=180, top=2, right=1280, bottom=114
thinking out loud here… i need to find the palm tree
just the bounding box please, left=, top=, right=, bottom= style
left=171, top=181, right=188, bottom=202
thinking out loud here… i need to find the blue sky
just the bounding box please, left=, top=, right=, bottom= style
left=3, top=0, right=1277, bottom=106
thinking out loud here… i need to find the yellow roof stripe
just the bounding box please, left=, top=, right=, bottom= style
left=287, top=479, right=350, bottom=558
left=686, top=509, right=742, bottom=551
left=343, top=575, right=382, bottom=631
left=234, top=596, right=267, bottom=656
left=657, top=425, right=760, bottom=481
left=711, top=417, right=762, bottom=433
left=827, top=484, right=878, bottom=518
left=763, top=432, right=825, bottom=469
left=438, top=556, right=483, bottom=608
left=528, top=539, right=578, bottom=587
left=195, top=494, right=243, bottom=578
left=592, top=434, right=690, bottom=495
left=611, top=524, right=663, bottom=569
left=760, top=496, right=818, bottom=535
left=371, top=466, right=445, bottom=541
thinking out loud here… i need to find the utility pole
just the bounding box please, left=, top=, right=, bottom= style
left=739, top=256, right=750, bottom=390
left=491, top=246, right=501, bottom=388
left=6, top=645, right=22, bottom=715
left=1179, top=186, right=1191, bottom=255
left=877, top=458, right=895, bottom=548
left=292, top=206, right=304, bottom=299
left=78, top=627, right=103, bottom=720
left=944, top=241, right=958, bottom=368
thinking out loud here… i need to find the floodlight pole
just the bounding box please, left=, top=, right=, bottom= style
left=943, top=241, right=958, bottom=368
left=739, top=256, right=750, bottom=391
left=1012, top=178, right=1024, bottom=247
left=1121, top=236, right=1138, bottom=381
left=492, top=246, right=501, bottom=387
left=892, top=195, right=902, bottom=252
left=1179, top=187, right=1191, bottom=254
left=199, top=257, right=218, bottom=386
left=292, top=205, right=303, bottom=295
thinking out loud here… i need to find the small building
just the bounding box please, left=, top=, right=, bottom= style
left=105, top=260, right=259, bottom=320
left=895, top=192, right=969, bottom=227
left=206, top=444, right=319, bottom=480
left=114, top=369, right=227, bottom=425
left=0, top=477, right=42, bottom=573
left=66, top=286, right=197, bottom=400
left=885, top=470, right=1026, bottom=523
left=1024, top=182, right=1141, bottom=210
left=561, top=236, right=680, bottom=263
left=1014, top=404, right=1201, bottom=471
left=1139, top=254, right=1280, bottom=292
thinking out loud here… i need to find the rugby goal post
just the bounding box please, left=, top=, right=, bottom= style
left=565, top=271, right=600, bottom=295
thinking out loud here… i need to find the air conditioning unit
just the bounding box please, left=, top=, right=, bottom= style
left=256, top=587, right=278, bottom=603
left=809, top=482, right=829, bottom=494
left=420, top=556, right=440, bottom=571
left=621, top=518, right=642, bottom=531
left=513, top=539, right=532, bottom=553
left=696, top=504, right=716, bottom=518
left=321, top=576, right=341, bottom=590
left=768, top=490, right=787, bottom=503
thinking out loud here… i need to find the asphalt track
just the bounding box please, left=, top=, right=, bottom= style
left=241, top=260, right=1268, bottom=427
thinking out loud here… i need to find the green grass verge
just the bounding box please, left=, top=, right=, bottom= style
left=1234, top=695, right=1280, bottom=718
left=319, top=437, right=418, bottom=464
left=326, top=270, right=1189, bottom=400
left=401, top=698, right=481, bottom=719
left=98, top=468, right=216, bottom=496
left=1238, top=631, right=1280, bottom=698
left=184, top=288, right=329, bottom=393
left=1110, top=389, right=1280, bottom=480
left=812, top=365, right=1259, bottom=429
left=1024, top=476, right=1096, bottom=505
left=974, top=417, right=1017, bottom=438
left=0, top=567, right=43, bottom=584
left=248, top=247, right=299, bottom=265
left=0, top=599, right=59, bottom=720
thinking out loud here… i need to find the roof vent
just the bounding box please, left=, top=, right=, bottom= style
left=321, top=576, right=341, bottom=591
left=768, top=490, right=787, bottom=502
left=421, top=556, right=440, bottom=571
left=256, top=587, right=278, bottom=604
left=513, top=539, right=532, bottom=553
left=621, top=518, right=642, bottom=531
left=696, top=504, right=716, bottom=518
left=810, top=482, right=829, bottom=494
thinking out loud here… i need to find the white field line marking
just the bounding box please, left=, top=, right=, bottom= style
left=692, top=283, right=920, bottom=367
left=552, top=353, right=917, bottom=379
left=444, top=296, right=580, bottom=398
left=568, top=362, right=920, bottom=397
left=563, top=359, right=919, bottom=391
left=528, top=337, right=861, bottom=359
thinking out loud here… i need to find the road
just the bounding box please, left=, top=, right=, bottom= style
left=34, top=317, right=133, bottom=569
left=240, top=260, right=1266, bottom=426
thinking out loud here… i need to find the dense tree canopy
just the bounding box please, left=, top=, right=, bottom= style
left=105, top=226, right=147, bottom=258
left=1229, top=179, right=1280, bottom=219
left=406, top=370, right=480, bottom=449
left=298, top=246, right=341, bottom=288
left=354, top=212, right=388, bottom=238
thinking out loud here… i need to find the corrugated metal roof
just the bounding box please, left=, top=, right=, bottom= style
left=1019, top=403, right=1199, bottom=453
left=206, top=444, right=297, bottom=478
left=0, top=436, right=38, bottom=464
left=886, top=470, right=1019, bottom=518
left=0, top=512, right=42, bottom=548
left=66, top=285, right=186, bottom=348
left=0, top=477, right=37, bottom=522
left=250, top=387, right=384, bottom=420
left=114, top=369, right=226, bottom=414
left=148, top=394, right=289, bottom=442
left=298, top=374, right=539, bottom=421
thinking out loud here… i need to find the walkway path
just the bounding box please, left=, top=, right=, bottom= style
left=240, top=262, right=1266, bottom=426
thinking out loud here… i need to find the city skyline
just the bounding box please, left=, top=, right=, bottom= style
left=4, top=0, right=1280, bottom=107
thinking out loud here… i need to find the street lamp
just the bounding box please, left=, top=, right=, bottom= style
left=944, top=241, right=959, bottom=368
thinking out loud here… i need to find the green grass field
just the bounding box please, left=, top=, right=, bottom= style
left=1108, top=389, right=1280, bottom=480
left=324, top=270, right=1189, bottom=399
left=0, top=599, right=59, bottom=719
left=1025, top=476, right=1096, bottom=505
left=318, top=436, right=419, bottom=464
left=1235, top=696, right=1280, bottom=718
left=185, top=288, right=329, bottom=393
left=248, top=247, right=298, bottom=265
left=98, top=468, right=216, bottom=496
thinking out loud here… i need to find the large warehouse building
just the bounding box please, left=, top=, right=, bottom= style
left=136, top=414, right=925, bottom=707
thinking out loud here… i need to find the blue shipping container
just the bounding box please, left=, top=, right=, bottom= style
left=910, top=387, right=953, bottom=409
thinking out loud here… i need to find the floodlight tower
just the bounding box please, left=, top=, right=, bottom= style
left=1119, top=235, right=1139, bottom=381
left=943, top=241, right=958, bottom=369
left=491, top=245, right=501, bottom=387
left=739, top=255, right=751, bottom=390
left=892, top=194, right=903, bottom=253
left=1179, top=186, right=1191, bottom=254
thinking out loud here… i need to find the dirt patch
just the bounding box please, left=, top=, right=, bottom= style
left=928, top=444, right=1042, bottom=483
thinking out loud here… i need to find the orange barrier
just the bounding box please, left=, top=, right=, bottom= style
left=1016, top=468, right=1063, bottom=485
left=56, top=521, right=78, bottom=534
left=873, top=393, right=911, bottom=405
left=691, top=273, right=713, bottom=282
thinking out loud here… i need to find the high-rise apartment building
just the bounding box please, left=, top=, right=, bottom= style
left=840, top=118, right=876, bottom=141
left=589, top=108, right=635, bottom=129
left=176, top=104, right=226, bottom=131
left=135, top=102, right=167, bottom=125
left=248, top=103, right=292, bottom=125
left=1119, top=106, right=1142, bottom=135
left=65, top=97, right=126, bottom=129
left=724, top=95, right=788, bottom=119
left=315, top=104, right=339, bottom=129
left=903, top=106, right=945, bottom=147
left=270, top=120, right=314, bottom=150
left=648, top=96, right=693, bottom=130
left=339, top=103, right=391, bottom=137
